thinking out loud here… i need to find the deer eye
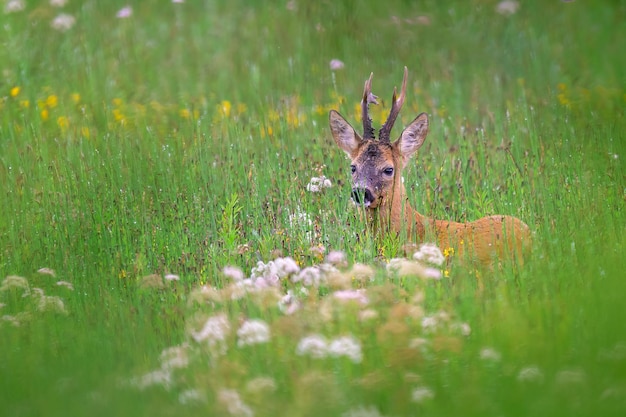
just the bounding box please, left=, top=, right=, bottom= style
left=383, top=167, right=394, bottom=176
left=350, top=165, right=356, bottom=174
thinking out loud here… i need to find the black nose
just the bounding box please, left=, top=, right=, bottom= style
left=351, top=188, right=374, bottom=205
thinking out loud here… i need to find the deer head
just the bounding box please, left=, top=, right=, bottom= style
left=329, top=67, right=429, bottom=210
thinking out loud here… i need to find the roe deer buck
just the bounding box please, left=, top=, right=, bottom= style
left=329, top=67, right=531, bottom=265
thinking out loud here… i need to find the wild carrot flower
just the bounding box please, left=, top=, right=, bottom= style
left=496, top=1, right=519, bottom=16
left=329, top=59, right=345, bottom=70
left=50, top=0, right=68, bottom=7
left=413, top=243, right=445, bottom=266
left=328, top=335, right=363, bottom=363
left=480, top=347, right=502, bottom=361
left=51, top=13, right=76, bottom=31
left=292, top=266, right=324, bottom=287
left=116, top=6, right=133, bottom=18
left=4, top=0, right=25, bottom=13
left=130, top=369, right=172, bottom=390
left=411, top=386, right=435, bottom=403
left=517, top=366, right=544, bottom=383
left=325, top=250, right=347, bottom=267
left=37, top=267, right=56, bottom=276
left=56, top=281, right=74, bottom=290
left=333, top=289, right=369, bottom=305
left=160, top=344, right=189, bottom=370
left=0, top=275, right=30, bottom=294
left=245, top=377, right=277, bottom=394
left=178, top=388, right=205, bottom=405
left=306, top=176, right=332, bottom=192
left=190, top=313, right=230, bottom=354
left=237, top=319, right=271, bottom=347
left=37, top=295, right=68, bottom=315
left=296, top=334, right=328, bottom=359
left=223, top=265, right=245, bottom=281
left=217, top=389, right=253, bottom=417
left=342, top=406, right=387, bottom=417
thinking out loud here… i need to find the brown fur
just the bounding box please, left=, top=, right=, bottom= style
left=329, top=69, right=531, bottom=266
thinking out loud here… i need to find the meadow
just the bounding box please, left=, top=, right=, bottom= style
left=1, top=0, right=625, bottom=416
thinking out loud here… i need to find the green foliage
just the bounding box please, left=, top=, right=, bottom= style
left=1, top=1, right=625, bottom=416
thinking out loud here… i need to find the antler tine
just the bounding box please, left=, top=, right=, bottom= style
left=379, top=66, right=408, bottom=143
left=361, top=72, right=378, bottom=140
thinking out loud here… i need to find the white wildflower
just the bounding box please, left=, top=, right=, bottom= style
left=4, top=0, right=25, bottom=13
left=413, top=243, right=445, bottom=266
left=160, top=344, right=189, bottom=370
left=342, top=405, right=387, bottom=417
left=328, top=335, right=363, bottom=363
left=387, top=258, right=443, bottom=280
left=411, top=386, right=435, bottom=403
left=237, top=319, right=271, bottom=347
left=51, top=13, right=75, bottom=31
left=245, top=377, right=277, bottom=394
left=278, top=290, right=300, bottom=315
left=555, top=368, right=586, bottom=385
left=274, top=257, right=300, bottom=277
left=217, top=388, right=254, bottom=417
left=457, top=322, right=471, bottom=336
left=421, top=316, right=438, bottom=332
left=0, top=275, right=30, bottom=294
left=496, top=0, right=519, bottom=16
left=333, top=289, right=368, bottom=305
left=164, top=274, right=180, bottom=282
left=329, top=59, right=345, bottom=70
left=306, top=175, right=332, bottom=192
left=349, top=263, right=376, bottom=282
left=172, top=0, right=185, bottom=4
left=480, top=347, right=502, bottom=362
left=190, top=314, right=230, bottom=354
left=56, top=281, right=74, bottom=290
left=179, top=388, right=205, bottom=405
left=358, top=309, right=379, bottom=322
left=130, top=369, right=172, bottom=390
left=37, top=295, right=67, bottom=315
left=2, top=315, right=21, bottom=327
left=517, top=366, right=544, bottom=383
left=296, top=334, right=328, bottom=359
left=325, top=250, right=347, bottom=267
left=37, top=267, right=56, bottom=276
left=292, top=266, right=325, bottom=287
left=116, top=5, right=132, bottom=18
left=223, top=265, right=245, bottom=282
left=287, top=207, right=313, bottom=229
left=50, top=0, right=68, bottom=7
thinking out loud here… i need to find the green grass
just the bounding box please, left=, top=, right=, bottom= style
left=1, top=0, right=625, bottom=416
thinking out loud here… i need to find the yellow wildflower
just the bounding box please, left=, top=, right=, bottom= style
left=71, top=93, right=81, bottom=104
left=57, top=116, right=69, bottom=130
left=10, top=86, right=20, bottom=97
left=219, top=100, right=232, bottom=118
left=236, top=102, right=247, bottom=115
left=41, top=109, right=49, bottom=121
left=19, top=100, right=30, bottom=109
left=81, top=127, right=90, bottom=139
left=46, top=95, right=58, bottom=108
left=113, top=108, right=126, bottom=123
left=112, top=98, right=123, bottom=107
left=179, top=108, right=191, bottom=119
left=443, top=247, right=455, bottom=258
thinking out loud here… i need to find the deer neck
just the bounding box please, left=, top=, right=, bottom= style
left=372, top=174, right=426, bottom=241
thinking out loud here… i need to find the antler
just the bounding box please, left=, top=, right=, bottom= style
left=361, top=72, right=378, bottom=140
left=379, top=66, right=408, bottom=143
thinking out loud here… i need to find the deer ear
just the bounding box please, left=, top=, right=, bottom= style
left=329, top=110, right=363, bottom=159
left=394, top=112, right=428, bottom=164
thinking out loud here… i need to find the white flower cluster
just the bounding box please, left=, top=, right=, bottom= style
left=191, top=314, right=230, bottom=355
left=296, top=334, right=362, bottom=363
left=237, top=319, right=271, bottom=347
left=306, top=176, right=332, bottom=193
left=412, top=243, right=445, bottom=266
left=250, top=257, right=300, bottom=287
